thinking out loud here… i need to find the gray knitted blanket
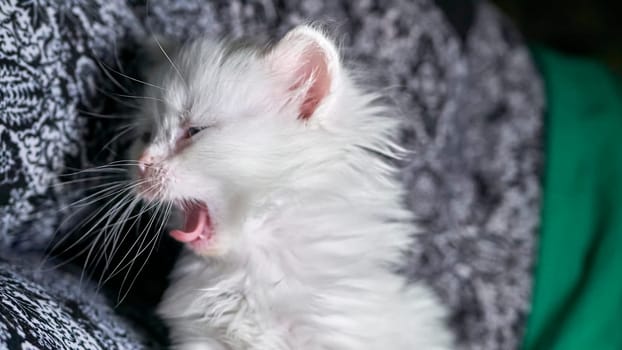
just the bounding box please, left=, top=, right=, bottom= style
left=0, top=1, right=542, bottom=349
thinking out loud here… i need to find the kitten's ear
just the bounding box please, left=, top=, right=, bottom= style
left=266, top=25, right=341, bottom=120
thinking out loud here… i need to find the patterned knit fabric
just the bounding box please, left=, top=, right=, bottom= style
left=0, top=254, right=148, bottom=349
left=0, top=0, right=144, bottom=250
left=0, top=1, right=543, bottom=349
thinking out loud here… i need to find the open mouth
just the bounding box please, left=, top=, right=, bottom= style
left=169, top=202, right=215, bottom=252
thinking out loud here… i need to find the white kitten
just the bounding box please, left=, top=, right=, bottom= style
left=134, top=25, right=453, bottom=350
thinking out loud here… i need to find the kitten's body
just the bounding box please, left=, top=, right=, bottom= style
left=136, top=26, right=452, bottom=349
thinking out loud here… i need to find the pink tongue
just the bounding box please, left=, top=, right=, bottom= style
left=170, top=205, right=207, bottom=243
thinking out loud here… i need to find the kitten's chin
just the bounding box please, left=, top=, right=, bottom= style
left=169, top=201, right=226, bottom=256
left=190, top=238, right=231, bottom=257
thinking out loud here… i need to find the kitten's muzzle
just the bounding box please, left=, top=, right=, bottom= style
left=136, top=150, right=167, bottom=199
left=137, top=151, right=155, bottom=177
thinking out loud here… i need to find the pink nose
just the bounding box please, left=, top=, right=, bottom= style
left=137, top=151, right=154, bottom=176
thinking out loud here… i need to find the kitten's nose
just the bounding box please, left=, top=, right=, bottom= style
left=137, top=151, right=154, bottom=176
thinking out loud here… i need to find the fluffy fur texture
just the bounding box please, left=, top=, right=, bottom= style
left=135, top=25, right=453, bottom=350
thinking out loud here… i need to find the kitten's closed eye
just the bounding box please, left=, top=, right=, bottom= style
left=185, top=126, right=209, bottom=139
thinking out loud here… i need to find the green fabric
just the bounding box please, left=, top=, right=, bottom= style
left=523, top=48, right=622, bottom=350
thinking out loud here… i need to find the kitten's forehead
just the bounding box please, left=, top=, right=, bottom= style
left=159, top=39, right=274, bottom=124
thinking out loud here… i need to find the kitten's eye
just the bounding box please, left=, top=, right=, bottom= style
left=185, top=126, right=207, bottom=139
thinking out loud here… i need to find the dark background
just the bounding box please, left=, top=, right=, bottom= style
left=492, top=0, right=622, bottom=73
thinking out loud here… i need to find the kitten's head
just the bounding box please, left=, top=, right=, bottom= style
left=133, top=26, right=347, bottom=256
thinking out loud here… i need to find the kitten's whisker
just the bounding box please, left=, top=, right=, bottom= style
left=50, top=176, right=123, bottom=188
left=59, top=181, right=132, bottom=211
left=97, top=59, right=168, bottom=91
left=110, top=92, right=169, bottom=104
left=96, top=197, right=145, bottom=288
left=80, top=190, right=137, bottom=283
left=48, top=201, right=128, bottom=264
left=113, top=123, right=140, bottom=134
left=96, top=87, right=141, bottom=109
left=96, top=124, right=138, bottom=159
left=60, top=167, right=128, bottom=177
left=152, top=34, right=188, bottom=91
left=61, top=161, right=141, bottom=176
left=106, top=159, right=142, bottom=165
left=77, top=109, right=133, bottom=120
left=114, top=201, right=162, bottom=299
left=94, top=55, right=132, bottom=94
left=38, top=203, right=96, bottom=271
left=84, top=193, right=139, bottom=284
left=97, top=191, right=147, bottom=266
left=46, top=184, right=139, bottom=264
left=103, top=187, right=164, bottom=283
left=101, top=195, right=161, bottom=280
left=36, top=180, right=131, bottom=243
left=116, top=201, right=171, bottom=305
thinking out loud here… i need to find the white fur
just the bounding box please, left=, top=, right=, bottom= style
left=136, top=26, right=453, bottom=350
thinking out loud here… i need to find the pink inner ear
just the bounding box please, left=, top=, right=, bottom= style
left=292, top=44, right=331, bottom=120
